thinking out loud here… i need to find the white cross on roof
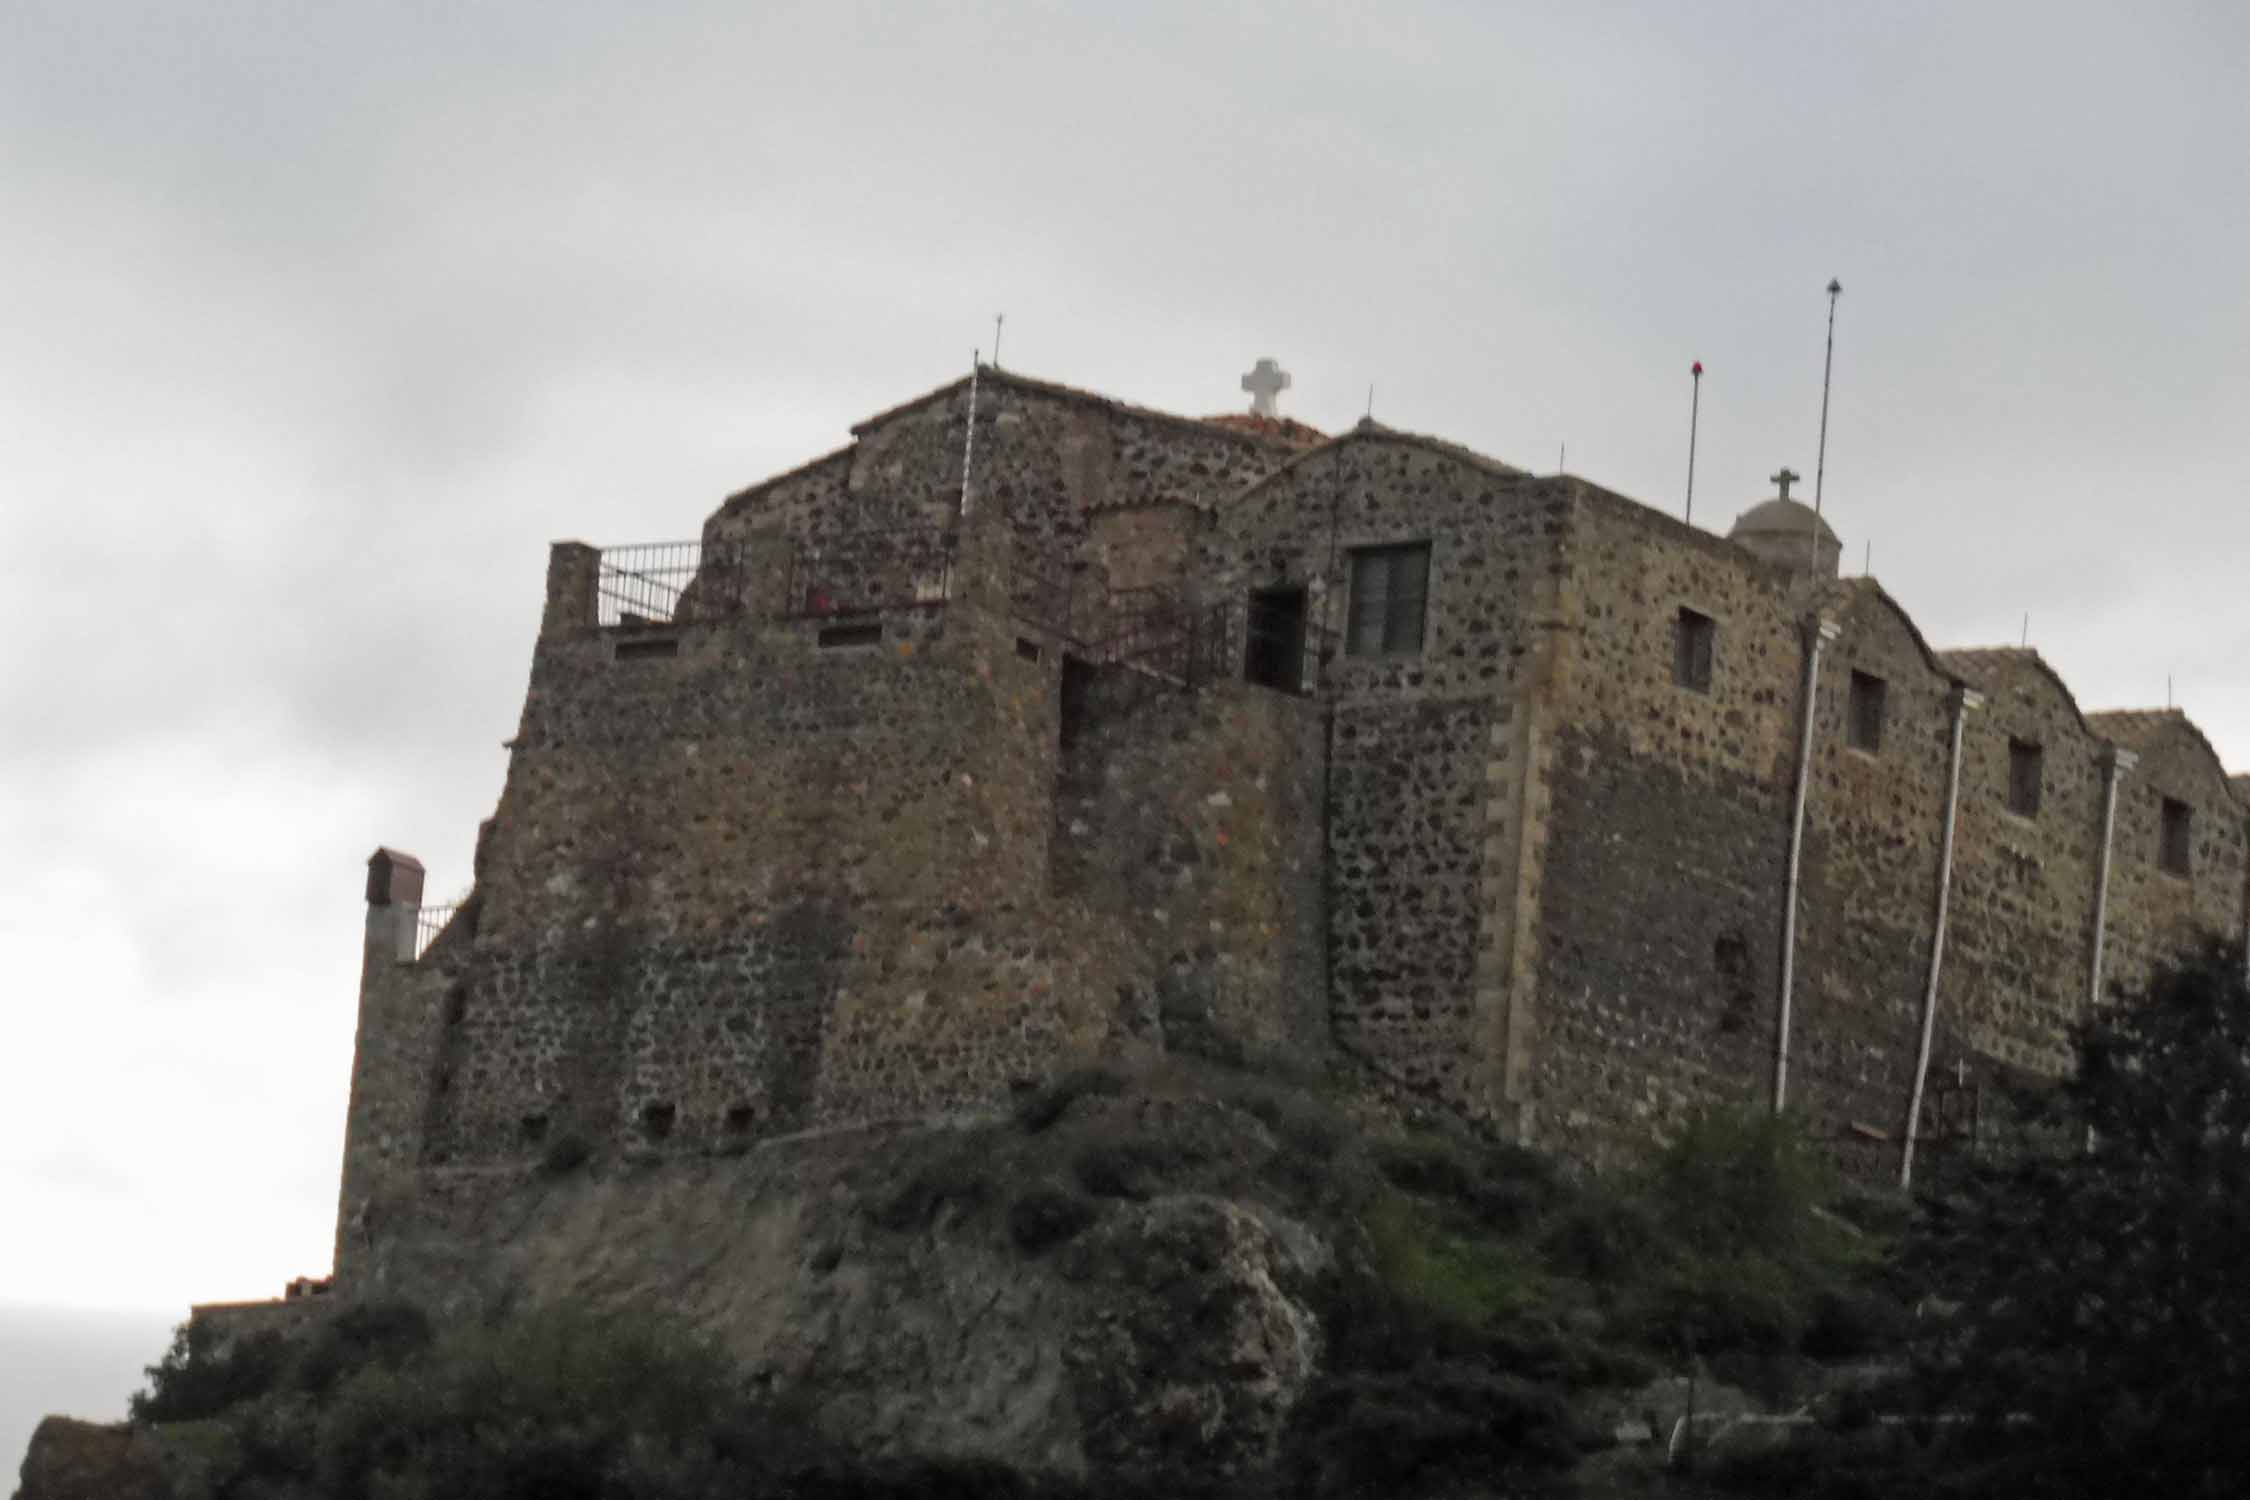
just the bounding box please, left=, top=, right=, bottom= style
left=1241, top=358, right=1291, bottom=418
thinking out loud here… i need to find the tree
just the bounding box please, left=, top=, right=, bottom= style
left=1905, top=943, right=2250, bottom=1496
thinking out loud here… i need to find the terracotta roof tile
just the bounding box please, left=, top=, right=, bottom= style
left=1201, top=412, right=1328, bottom=447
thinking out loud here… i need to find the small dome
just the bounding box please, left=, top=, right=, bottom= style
left=1729, top=495, right=1842, bottom=576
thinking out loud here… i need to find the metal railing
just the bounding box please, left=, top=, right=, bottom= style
left=597, top=540, right=752, bottom=627
left=784, top=525, right=954, bottom=618
left=413, top=901, right=465, bottom=962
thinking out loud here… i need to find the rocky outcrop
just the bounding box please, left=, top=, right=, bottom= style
left=345, top=1108, right=1333, bottom=1483
left=11, top=1417, right=165, bottom=1500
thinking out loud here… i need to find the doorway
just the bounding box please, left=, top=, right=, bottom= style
left=1244, top=586, right=1307, bottom=694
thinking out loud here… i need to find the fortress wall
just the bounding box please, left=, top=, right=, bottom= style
left=1532, top=494, right=1806, bottom=1163
left=335, top=914, right=456, bottom=1282
left=1939, top=658, right=2111, bottom=1080
left=402, top=587, right=1113, bottom=1172
left=1053, top=664, right=1329, bottom=1054
left=2098, top=717, right=2249, bottom=998
left=1196, top=435, right=1569, bottom=1119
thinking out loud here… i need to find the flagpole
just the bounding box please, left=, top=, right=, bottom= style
left=1812, top=279, right=1842, bottom=567
left=1685, top=360, right=1704, bottom=524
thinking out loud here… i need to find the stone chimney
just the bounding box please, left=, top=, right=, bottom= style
left=365, top=847, right=425, bottom=967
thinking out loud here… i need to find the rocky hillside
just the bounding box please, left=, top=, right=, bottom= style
left=15, top=1053, right=1909, bottom=1499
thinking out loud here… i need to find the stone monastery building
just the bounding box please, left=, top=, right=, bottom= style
left=337, top=361, right=2249, bottom=1280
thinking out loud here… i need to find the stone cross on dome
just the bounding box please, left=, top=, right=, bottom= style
left=1771, top=467, right=1801, bottom=500
left=1241, top=357, right=1291, bottom=419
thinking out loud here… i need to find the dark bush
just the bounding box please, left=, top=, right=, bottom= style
left=1621, top=1256, right=1809, bottom=1359
left=291, top=1299, right=434, bottom=1396
left=1374, top=1136, right=1479, bottom=1199
left=1013, top=1067, right=1126, bottom=1133
left=1374, top=1134, right=1560, bottom=1235
left=1538, top=1191, right=1665, bottom=1283
left=540, top=1131, right=593, bottom=1175
left=874, top=1152, right=994, bottom=1231
left=1008, top=1185, right=1100, bottom=1253
left=1286, top=1363, right=1584, bottom=1496
left=1072, top=1135, right=1197, bottom=1200
left=1645, top=1108, right=1837, bottom=1262
left=131, top=1321, right=290, bottom=1423
left=1800, top=1282, right=1908, bottom=1360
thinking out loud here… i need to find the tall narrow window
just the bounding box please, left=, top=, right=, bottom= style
left=1674, top=607, right=1716, bottom=692
left=2161, top=798, right=2193, bottom=876
left=1346, top=543, right=1431, bottom=656
left=2007, top=739, right=2044, bottom=818
left=1847, top=671, right=1887, bottom=752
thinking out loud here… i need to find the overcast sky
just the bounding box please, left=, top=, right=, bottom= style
left=4, top=0, right=2246, bottom=1446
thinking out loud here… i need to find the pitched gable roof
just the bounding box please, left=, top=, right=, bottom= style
left=1939, top=646, right=2100, bottom=739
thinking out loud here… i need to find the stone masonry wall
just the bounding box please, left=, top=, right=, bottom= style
left=2096, top=713, right=2250, bottom=999
left=1784, top=582, right=1955, bottom=1166
left=1533, top=491, right=2250, bottom=1171
left=1937, top=653, right=2111, bottom=1081
left=1533, top=492, right=1806, bottom=1162
left=1196, top=430, right=1572, bottom=1124
left=1053, top=663, right=1328, bottom=1054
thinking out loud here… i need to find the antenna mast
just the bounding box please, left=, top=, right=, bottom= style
left=1685, top=361, right=1704, bottom=524
left=1812, top=278, right=1843, bottom=565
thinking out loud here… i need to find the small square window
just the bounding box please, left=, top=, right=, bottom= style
left=2007, top=739, right=2043, bottom=818
left=2160, top=798, right=2193, bottom=876
left=1847, top=671, right=1887, bottom=752
left=1673, top=608, right=1715, bottom=692
left=1345, top=543, right=1431, bottom=656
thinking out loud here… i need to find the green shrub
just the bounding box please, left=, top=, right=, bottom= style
left=314, top=1307, right=748, bottom=1500
left=131, top=1321, right=290, bottom=1424
left=1645, top=1108, right=1838, bottom=1263
left=1537, top=1190, right=1666, bottom=1283
left=1621, top=1254, right=1810, bottom=1359
left=1008, top=1185, right=1100, bottom=1253
left=291, top=1299, right=433, bottom=1396
left=1376, top=1133, right=1560, bottom=1232
left=1013, top=1067, right=1125, bottom=1133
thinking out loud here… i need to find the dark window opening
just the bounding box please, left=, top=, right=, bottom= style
left=1014, top=637, right=1043, bottom=663
left=818, top=621, right=883, bottom=650
left=1345, top=543, right=1430, bottom=656
left=2161, top=797, right=2193, bottom=876
left=1244, top=585, right=1308, bottom=692
left=724, top=1104, right=757, bottom=1135
left=1674, top=607, right=1716, bottom=692
left=519, top=1113, right=549, bottom=1145
left=1847, top=670, right=1887, bottom=752
left=2008, top=739, right=2044, bottom=818
left=1714, top=932, right=1754, bottom=1034
left=615, top=636, right=680, bottom=661
left=1058, top=657, right=1096, bottom=751
left=640, top=1101, right=677, bottom=1140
